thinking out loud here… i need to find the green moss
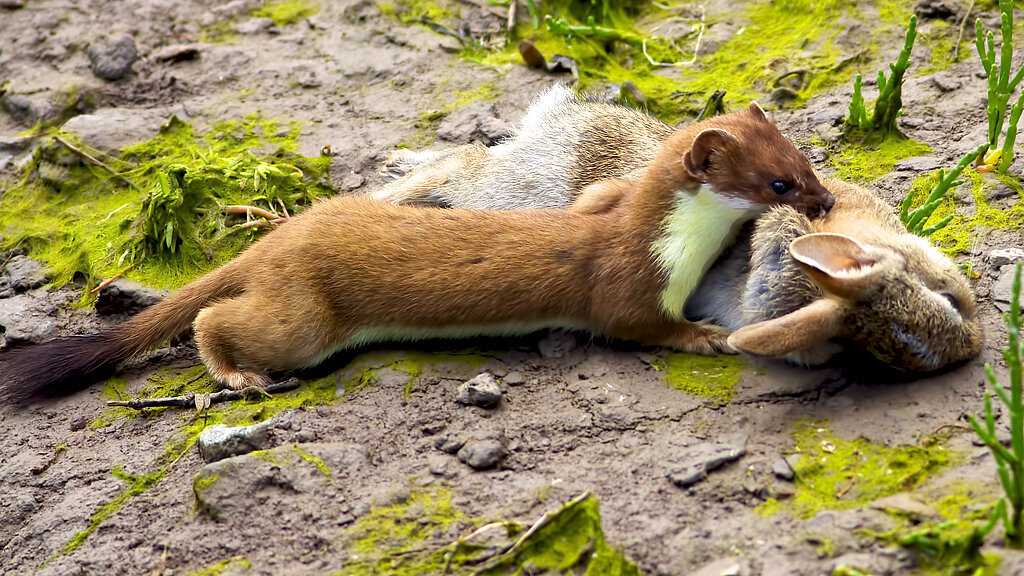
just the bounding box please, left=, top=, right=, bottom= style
left=0, top=114, right=334, bottom=296
left=377, top=0, right=456, bottom=23
left=444, top=82, right=498, bottom=110
left=830, top=136, right=932, bottom=183
left=186, top=556, right=252, bottom=576
left=657, top=352, right=744, bottom=404
left=477, top=496, right=640, bottom=576
left=909, top=169, right=1024, bottom=256
left=192, top=472, right=220, bottom=501
left=54, top=467, right=164, bottom=559
left=336, top=350, right=488, bottom=399
left=758, top=421, right=955, bottom=519
left=252, top=0, right=319, bottom=26
left=917, top=20, right=957, bottom=76
left=336, top=489, right=638, bottom=575
left=293, top=444, right=331, bottom=477
left=338, top=487, right=471, bottom=575
left=864, top=483, right=1002, bottom=576
left=416, top=0, right=915, bottom=123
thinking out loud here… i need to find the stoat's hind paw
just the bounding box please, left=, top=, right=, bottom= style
left=222, top=370, right=273, bottom=391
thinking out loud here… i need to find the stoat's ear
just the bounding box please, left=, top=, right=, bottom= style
left=789, top=233, right=885, bottom=300
left=748, top=101, right=769, bottom=122
left=684, top=129, right=738, bottom=175
left=728, top=298, right=846, bottom=357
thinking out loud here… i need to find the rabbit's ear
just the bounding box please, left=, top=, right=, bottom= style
left=728, top=298, right=846, bottom=357
left=789, top=233, right=884, bottom=299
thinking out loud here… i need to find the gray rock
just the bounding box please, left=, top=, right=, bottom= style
left=457, top=437, right=506, bottom=469
left=4, top=255, right=48, bottom=293
left=94, top=279, right=167, bottom=315
left=667, top=435, right=747, bottom=488
left=69, top=415, right=88, bottom=431
left=197, top=421, right=273, bottom=463
left=434, top=433, right=465, bottom=454
left=993, top=264, right=1020, bottom=307
left=0, top=295, right=58, bottom=346
left=930, top=71, right=961, bottom=92
left=690, top=557, right=750, bottom=576
left=61, top=109, right=167, bottom=154
left=870, top=493, right=939, bottom=518
left=436, top=102, right=508, bottom=146
left=456, top=372, right=503, bottom=408
left=538, top=330, right=577, bottom=359
left=87, top=35, right=138, bottom=81
left=893, top=155, right=943, bottom=172
left=234, top=17, right=275, bottom=35
left=0, top=93, right=40, bottom=126
left=990, top=248, right=1024, bottom=267
left=340, top=172, right=365, bottom=191
left=772, top=454, right=800, bottom=480
left=806, top=147, right=829, bottom=163
left=150, top=43, right=203, bottom=63
left=428, top=455, right=453, bottom=477
left=502, top=371, right=526, bottom=386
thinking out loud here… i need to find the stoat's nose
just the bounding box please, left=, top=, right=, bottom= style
left=819, top=193, right=835, bottom=217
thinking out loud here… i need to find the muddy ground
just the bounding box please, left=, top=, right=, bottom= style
left=1, top=0, right=1024, bottom=574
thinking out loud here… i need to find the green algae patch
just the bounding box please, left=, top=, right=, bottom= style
left=476, top=495, right=640, bottom=576
left=192, top=471, right=220, bottom=498
left=338, top=487, right=472, bottom=575
left=336, top=490, right=639, bottom=575
left=0, top=113, right=334, bottom=295
left=335, top=350, right=489, bottom=398
left=907, top=169, right=1024, bottom=256
left=293, top=444, right=331, bottom=477
left=186, top=556, right=252, bottom=576
left=865, top=483, right=1002, bottom=576
left=830, top=136, right=933, bottom=183
left=252, top=0, right=319, bottom=26
left=53, top=467, right=164, bottom=561
left=758, top=422, right=955, bottom=519
left=656, top=352, right=744, bottom=404
left=917, top=20, right=957, bottom=76
left=388, top=0, right=915, bottom=123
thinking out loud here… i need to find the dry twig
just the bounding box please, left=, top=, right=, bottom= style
left=107, top=378, right=300, bottom=410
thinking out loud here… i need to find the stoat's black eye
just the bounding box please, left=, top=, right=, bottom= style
left=771, top=179, right=792, bottom=194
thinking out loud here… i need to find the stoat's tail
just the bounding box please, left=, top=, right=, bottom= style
left=0, top=263, right=245, bottom=402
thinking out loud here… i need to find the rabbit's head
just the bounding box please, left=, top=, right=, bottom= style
left=729, top=231, right=982, bottom=372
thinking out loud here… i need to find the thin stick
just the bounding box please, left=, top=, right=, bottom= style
left=836, top=477, right=857, bottom=500
left=276, top=198, right=290, bottom=218
left=953, top=0, right=976, bottom=62
left=221, top=205, right=280, bottom=220
left=107, top=378, right=300, bottom=410
left=90, top=264, right=136, bottom=294
left=52, top=135, right=141, bottom=190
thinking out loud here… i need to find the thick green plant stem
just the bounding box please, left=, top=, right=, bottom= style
left=969, top=261, right=1024, bottom=548
left=900, top=143, right=987, bottom=235
left=998, top=92, right=1023, bottom=173
left=846, top=15, right=916, bottom=135
left=975, top=0, right=1024, bottom=171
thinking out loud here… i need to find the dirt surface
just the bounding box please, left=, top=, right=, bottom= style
left=1, top=0, right=1024, bottom=575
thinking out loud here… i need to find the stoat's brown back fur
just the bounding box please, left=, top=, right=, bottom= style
left=0, top=105, right=833, bottom=399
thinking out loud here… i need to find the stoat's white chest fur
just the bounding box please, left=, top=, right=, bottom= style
left=651, top=184, right=761, bottom=319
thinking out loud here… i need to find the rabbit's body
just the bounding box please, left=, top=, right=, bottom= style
left=377, top=85, right=982, bottom=371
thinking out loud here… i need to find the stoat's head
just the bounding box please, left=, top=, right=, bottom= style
left=680, top=103, right=834, bottom=218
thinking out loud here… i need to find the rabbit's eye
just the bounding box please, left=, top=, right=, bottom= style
left=940, top=291, right=962, bottom=313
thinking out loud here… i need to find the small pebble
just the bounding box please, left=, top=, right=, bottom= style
left=457, top=438, right=506, bottom=470
left=456, top=373, right=503, bottom=408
